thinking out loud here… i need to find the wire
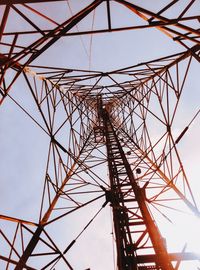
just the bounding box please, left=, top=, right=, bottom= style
left=66, top=1, right=90, bottom=60
left=89, top=10, right=96, bottom=71
left=188, top=107, right=200, bottom=127
left=110, top=207, right=116, bottom=270
left=6, top=92, right=49, bottom=136
left=175, top=107, right=200, bottom=144
left=63, top=205, right=104, bottom=254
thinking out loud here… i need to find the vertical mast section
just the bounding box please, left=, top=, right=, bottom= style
left=101, top=102, right=174, bottom=270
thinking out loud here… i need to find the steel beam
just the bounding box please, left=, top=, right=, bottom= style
left=0, top=0, right=65, bottom=4
left=137, top=253, right=200, bottom=264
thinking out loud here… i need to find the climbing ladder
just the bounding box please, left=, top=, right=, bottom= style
left=102, top=107, right=174, bottom=270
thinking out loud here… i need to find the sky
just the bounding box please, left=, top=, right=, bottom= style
left=0, top=1, right=200, bottom=270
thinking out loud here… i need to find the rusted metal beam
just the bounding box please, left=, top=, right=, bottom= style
left=0, top=214, right=37, bottom=226
left=115, top=0, right=200, bottom=45
left=0, top=0, right=104, bottom=105
left=137, top=252, right=200, bottom=264
left=0, top=5, right=10, bottom=42
left=0, top=255, right=36, bottom=270
left=0, top=0, right=65, bottom=4
left=0, top=53, right=22, bottom=71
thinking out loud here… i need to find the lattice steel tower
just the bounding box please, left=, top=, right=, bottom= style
left=0, top=1, right=200, bottom=270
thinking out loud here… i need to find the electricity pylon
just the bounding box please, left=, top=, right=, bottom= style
left=0, top=1, right=200, bottom=270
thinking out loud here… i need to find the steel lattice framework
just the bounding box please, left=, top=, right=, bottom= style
left=0, top=1, right=200, bottom=270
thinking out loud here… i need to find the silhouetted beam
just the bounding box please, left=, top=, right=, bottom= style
left=0, top=53, right=22, bottom=71
left=137, top=253, right=200, bottom=264
left=0, top=255, right=36, bottom=270
left=0, top=0, right=65, bottom=4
